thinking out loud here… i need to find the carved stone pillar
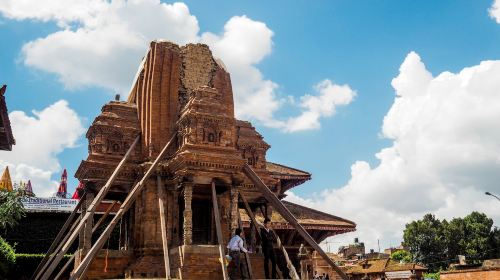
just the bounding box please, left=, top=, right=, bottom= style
left=230, top=186, right=239, bottom=234
left=183, top=183, right=193, bottom=245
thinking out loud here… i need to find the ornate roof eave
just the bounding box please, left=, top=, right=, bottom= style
left=0, top=85, right=15, bottom=151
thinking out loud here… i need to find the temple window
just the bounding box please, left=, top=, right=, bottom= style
left=208, top=133, right=215, bottom=142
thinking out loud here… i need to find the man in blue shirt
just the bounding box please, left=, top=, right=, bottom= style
left=227, top=228, right=249, bottom=279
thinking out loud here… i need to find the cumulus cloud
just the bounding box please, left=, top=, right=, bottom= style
left=490, top=0, right=500, bottom=23
left=0, top=0, right=352, bottom=131
left=12, top=1, right=199, bottom=91
left=283, top=79, right=356, bottom=132
left=286, top=52, right=500, bottom=252
left=0, top=100, right=85, bottom=197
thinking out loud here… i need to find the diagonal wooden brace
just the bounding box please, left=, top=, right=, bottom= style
left=242, top=164, right=348, bottom=280
left=69, top=134, right=176, bottom=280
left=38, top=135, right=140, bottom=280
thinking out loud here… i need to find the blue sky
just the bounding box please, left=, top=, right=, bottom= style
left=1, top=0, right=500, bottom=250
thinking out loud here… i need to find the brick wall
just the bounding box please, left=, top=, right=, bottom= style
left=82, top=250, right=132, bottom=279
left=440, top=268, right=500, bottom=280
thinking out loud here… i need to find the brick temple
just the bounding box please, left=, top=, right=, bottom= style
left=70, top=41, right=355, bottom=279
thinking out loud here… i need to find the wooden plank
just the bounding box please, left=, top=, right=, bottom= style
left=39, top=135, right=140, bottom=280
left=92, top=201, right=117, bottom=232
left=54, top=201, right=117, bottom=280
left=286, top=230, right=297, bottom=246
left=276, top=234, right=300, bottom=280
left=237, top=208, right=254, bottom=279
left=69, top=134, right=176, bottom=280
left=240, top=194, right=285, bottom=279
left=211, top=181, right=229, bottom=280
left=53, top=254, right=74, bottom=280
left=242, top=164, right=348, bottom=280
left=157, top=173, right=171, bottom=279
left=32, top=192, right=85, bottom=280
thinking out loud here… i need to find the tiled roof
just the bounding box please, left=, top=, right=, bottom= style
left=385, top=260, right=427, bottom=272
left=345, top=259, right=389, bottom=274
left=345, top=259, right=427, bottom=275
left=266, top=162, right=311, bottom=178
left=239, top=200, right=356, bottom=231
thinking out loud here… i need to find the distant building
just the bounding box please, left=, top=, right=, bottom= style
left=440, top=259, right=500, bottom=280
left=384, top=243, right=408, bottom=255
left=345, top=258, right=427, bottom=280
left=364, top=249, right=389, bottom=260
left=339, top=237, right=366, bottom=259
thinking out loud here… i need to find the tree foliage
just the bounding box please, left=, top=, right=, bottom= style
left=0, top=190, right=26, bottom=230
left=390, top=250, right=412, bottom=263
left=403, top=212, right=499, bottom=272
left=0, top=235, right=15, bottom=278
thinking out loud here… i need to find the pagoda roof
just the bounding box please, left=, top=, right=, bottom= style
left=266, top=162, right=311, bottom=192
left=240, top=200, right=356, bottom=233
left=0, top=85, right=15, bottom=151
left=345, top=259, right=427, bottom=275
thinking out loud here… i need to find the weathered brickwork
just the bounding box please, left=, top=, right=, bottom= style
left=74, top=41, right=355, bottom=279
left=440, top=269, right=500, bottom=280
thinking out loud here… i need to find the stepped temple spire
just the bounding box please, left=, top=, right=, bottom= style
left=0, top=166, right=13, bottom=192
left=56, top=169, right=68, bottom=198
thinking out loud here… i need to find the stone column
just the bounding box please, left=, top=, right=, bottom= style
left=230, top=186, right=239, bottom=234
left=183, top=183, right=193, bottom=245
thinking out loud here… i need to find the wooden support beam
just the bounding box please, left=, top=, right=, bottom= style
left=240, top=193, right=286, bottom=279
left=92, top=201, right=118, bottom=232
left=242, top=164, right=348, bottom=280
left=287, top=230, right=297, bottom=246
left=237, top=209, right=253, bottom=279
left=69, top=134, right=176, bottom=280
left=32, top=193, right=86, bottom=280
left=211, top=181, right=229, bottom=280
left=39, top=135, right=140, bottom=280
left=157, top=173, right=171, bottom=279
left=54, top=201, right=117, bottom=280
left=276, top=234, right=300, bottom=280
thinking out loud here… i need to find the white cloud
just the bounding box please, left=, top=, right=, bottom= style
left=489, top=0, right=500, bottom=24
left=0, top=100, right=85, bottom=197
left=286, top=52, right=500, bottom=252
left=283, top=79, right=356, bottom=132
left=13, top=0, right=199, bottom=91
left=0, top=1, right=352, bottom=131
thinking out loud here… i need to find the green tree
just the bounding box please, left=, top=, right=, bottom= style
left=390, top=250, right=412, bottom=263
left=0, top=235, right=15, bottom=278
left=462, top=212, right=493, bottom=263
left=403, top=214, right=446, bottom=271
left=442, top=218, right=465, bottom=264
left=0, top=190, right=26, bottom=230
left=487, top=227, right=500, bottom=259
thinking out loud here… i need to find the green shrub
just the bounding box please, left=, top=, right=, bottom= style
left=424, top=272, right=440, bottom=280
left=11, top=253, right=72, bottom=280
left=0, top=236, right=16, bottom=279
